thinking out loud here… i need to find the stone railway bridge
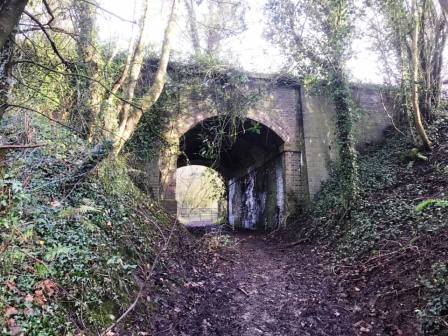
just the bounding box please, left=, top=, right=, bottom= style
left=141, top=66, right=395, bottom=230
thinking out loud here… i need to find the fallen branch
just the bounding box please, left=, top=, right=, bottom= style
left=284, top=238, right=309, bottom=248
left=217, top=254, right=237, bottom=263
left=369, top=285, right=422, bottom=307
left=237, top=287, right=250, bottom=297
left=0, top=243, right=10, bottom=256
left=362, top=245, right=417, bottom=266
left=0, top=143, right=46, bottom=149
left=101, top=274, right=144, bottom=335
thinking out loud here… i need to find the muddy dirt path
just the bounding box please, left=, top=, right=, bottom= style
left=149, top=232, right=355, bottom=335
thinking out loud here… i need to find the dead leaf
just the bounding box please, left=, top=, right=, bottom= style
left=6, top=318, right=16, bottom=328
left=41, top=279, right=57, bottom=297
left=10, top=325, right=22, bottom=336
left=34, top=289, right=47, bottom=306
left=6, top=318, right=22, bottom=335
left=5, top=280, right=16, bottom=291
left=360, top=326, right=371, bottom=333
left=185, top=281, right=205, bottom=288
left=24, top=294, right=34, bottom=303
left=5, top=307, right=18, bottom=318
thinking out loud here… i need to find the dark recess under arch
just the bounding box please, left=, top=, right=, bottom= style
left=177, top=116, right=284, bottom=180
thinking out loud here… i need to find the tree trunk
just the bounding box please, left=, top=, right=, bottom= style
left=73, top=0, right=104, bottom=142
left=418, top=0, right=430, bottom=121
left=113, top=0, right=178, bottom=155
left=184, top=0, right=201, bottom=57
left=430, top=17, right=446, bottom=113
left=402, top=57, right=418, bottom=144
left=0, top=0, right=28, bottom=122
left=115, top=0, right=150, bottom=144
left=439, top=0, right=448, bottom=17
left=0, top=33, right=14, bottom=121
left=332, top=70, right=359, bottom=203
left=411, top=0, right=432, bottom=149
left=100, top=35, right=136, bottom=137
left=0, top=0, right=28, bottom=50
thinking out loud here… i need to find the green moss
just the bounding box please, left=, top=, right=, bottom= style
left=97, top=156, right=140, bottom=197
left=88, top=299, right=121, bottom=329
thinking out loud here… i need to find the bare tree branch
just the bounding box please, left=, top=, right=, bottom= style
left=11, top=59, right=142, bottom=110
left=79, top=0, right=137, bottom=24
left=42, top=0, right=54, bottom=26
left=0, top=143, right=46, bottom=149
left=23, top=10, right=71, bottom=68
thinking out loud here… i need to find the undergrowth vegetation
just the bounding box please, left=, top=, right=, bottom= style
left=302, top=115, right=448, bottom=334
left=0, top=113, right=184, bottom=335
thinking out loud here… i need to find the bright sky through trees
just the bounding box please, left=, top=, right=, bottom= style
left=98, top=0, right=383, bottom=83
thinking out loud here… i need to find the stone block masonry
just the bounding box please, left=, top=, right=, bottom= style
left=302, top=85, right=397, bottom=197
left=140, top=67, right=397, bottom=229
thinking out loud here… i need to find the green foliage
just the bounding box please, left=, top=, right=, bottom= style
left=418, top=262, right=448, bottom=335
left=0, top=112, right=177, bottom=335
left=369, top=0, right=446, bottom=126
left=305, top=119, right=448, bottom=256
left=303, top=115, right=448, bottom=332
left=173, top=60, right=263, bottom=166
left=415, top=199, right=448, bottom=213
left=265, top=0, right=357, bottom=79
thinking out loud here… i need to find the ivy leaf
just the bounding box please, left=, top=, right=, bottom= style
left=44, top=245, right=72, bottom=261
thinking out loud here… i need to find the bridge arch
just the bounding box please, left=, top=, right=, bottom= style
left=166, top=105, right=290, bottom=147
left=161, top=114, right=299, bottom=230
left=154, top=77, right=309, bottom=230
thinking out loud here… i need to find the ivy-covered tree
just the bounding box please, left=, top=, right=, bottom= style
left=0, top=0, right=28, bottom=121
left=71, top=0, right=105, bottom=142
left=368, top=0, right=445, bottom=149
left=265, top=0, right=359, bottom=204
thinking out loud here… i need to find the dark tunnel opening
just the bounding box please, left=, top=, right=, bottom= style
left=177, top=116, right=286, bottom=231
left=177, top=116, right=284, bottom=179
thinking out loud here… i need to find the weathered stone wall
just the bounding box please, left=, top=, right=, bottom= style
left=302, top=86, right=397, bottom=197
left=352, top=86, right=396, bottom=145
left=302, top=94, right=337, bottom=197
